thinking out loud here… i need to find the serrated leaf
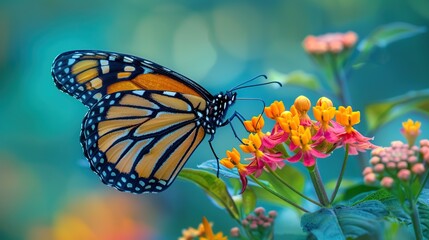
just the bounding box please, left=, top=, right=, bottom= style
left=365, top=89, right=429, bottom=132
left=358, top=22, right=426, bottom=52
left=267, top=69, right=321, bottom=91
left=178, top=168, right=240, bottom=220
left=301, top=201, right=388, bottom=240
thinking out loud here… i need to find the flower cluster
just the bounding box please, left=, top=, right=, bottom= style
left=363, top=119, right=429, bottom=189
left=220, top=95, right=376, bottom=191
left=179, top=217, right=227, bottom=240
left=302, top=31, right=358, bottom=54
left=230, top=207, right=277, bottom=240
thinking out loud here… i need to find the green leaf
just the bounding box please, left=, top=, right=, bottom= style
left=358, top=22, right=426, bottom=53
left=178, top=168, right=240, bottom=220
left=340, top=184, right=381, bottom=202
left=258, top=165, right=306, bottom=205
left=241, top=187, right=257, bottom=215
left=416, top=200, right=429, bottom=239
left=365, top=89, right=429, bottom=132
left=354, top=22, right=426, bottom=69
left=351, top=188, right=394, bottom=205
left=267, top=69, right=321, bottom=91
left=301, top=201, right=388, bottom=240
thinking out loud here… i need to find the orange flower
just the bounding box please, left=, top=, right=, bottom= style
left=401, top=119, right=421, bottom=146
left=264, top=101, right=285, bottom=120
left=302, top=32, right=358, bottom=54
left=220, top=148, right=248, bottom=192
left=243, top=115, right=265, bottom=137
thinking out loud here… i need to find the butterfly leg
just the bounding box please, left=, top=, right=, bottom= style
left=208, top=134, right=221, bottom=177
left=221, top=111, right=247, bottom=144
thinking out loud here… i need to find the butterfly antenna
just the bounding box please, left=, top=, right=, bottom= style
left=236, top=97, right=266, bottom=128
left=230, top=74, right=267, bottom=92
left=232, top=81, right=282, bottom=91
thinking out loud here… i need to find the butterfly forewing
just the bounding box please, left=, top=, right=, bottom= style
left=81, top=90, right=207, bottom=193
left=52, top=50, right=213, bottom=107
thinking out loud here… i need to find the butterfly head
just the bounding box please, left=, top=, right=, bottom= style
left=202, top=91, right=237, bottom=134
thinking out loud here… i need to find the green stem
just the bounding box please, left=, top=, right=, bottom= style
left=410, top=198, right=423, bottom=240
left=249, top=175, right=309, bottom=213
left=329, top=53, right=350, bottom=106
left=265, top=165, right=322, bottom=207
left=330, top=144, right=350, bottom=203
left=308, top=164, right=330, bottom=207
left=416, top=164, right=429, bottom=198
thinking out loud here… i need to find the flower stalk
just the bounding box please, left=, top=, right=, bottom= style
left=308, top=164, right=330, bottom=207
left=249, top=175, right=309, bottom=213
left=265, top=165, right=322, bottom=207
left=410, top=197, right=423, bottom=240
left=330, top=144, right=350, bottom=203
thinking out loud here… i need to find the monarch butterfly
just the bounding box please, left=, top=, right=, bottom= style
left=52, top=50, right=253, bottom=194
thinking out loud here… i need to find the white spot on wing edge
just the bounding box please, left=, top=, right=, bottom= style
left=101, top=66, right=109, bottom=74
left=124, top=56, right=133, bottom=63
left=163, top=91, right=175, bottom=96
left=124, top=66, right=135, bottom=71
left=133, top=90, right=145, bottom=96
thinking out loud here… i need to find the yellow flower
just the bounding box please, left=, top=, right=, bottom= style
left=220, top=148, right=246, bottom=172
left=315, top=97, right=333, bottom=108
left=240, top=133, right=263, bottom=158
left=179, top=217, right=227, bottom=240
left=292, top=96, right=313, bottom=127
left=291, top=126, right=312, bottom=151
left=264, top=101, right=285, bottom=120
left=335, top=106, right=360, bottom=133
left=243, top=115, right=265, bottom=137
left=179, top=223, right=204, bottom=240
left=294, top=95, right=311, bottom=113
left=199, top=217, right=228, bottom=240
left=278, top=111, right=300, bottom=133
left=401, top=119, right=421, bottom=146
left=313, top=98, right=336, bottom=129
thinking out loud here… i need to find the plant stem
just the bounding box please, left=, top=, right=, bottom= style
left=330, top=144, right=350, bottom=203
left=410, top=198, right=423, bottom=240
left=416, top=167, right=429, bottom=198
left=308, top=164, right=330, bottom=207
left=265, top=165, right=322, bottom=207
left=329, top=54, right=351, bottom=106
left=249, top=175, right=309, bottom=213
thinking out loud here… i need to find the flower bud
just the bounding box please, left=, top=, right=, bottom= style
left=380, top=177, right=394, bottom=188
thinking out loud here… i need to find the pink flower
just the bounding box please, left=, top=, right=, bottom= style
left=287, top=126, right=329, bottom=167
left=335, top=106, right=377, bottom=154
left=240, top=133, right=285, bottom=177
left=262, top=123, right=289, bottom=149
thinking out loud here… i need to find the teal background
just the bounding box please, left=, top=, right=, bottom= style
left=0, top=0, right=428, bottom=239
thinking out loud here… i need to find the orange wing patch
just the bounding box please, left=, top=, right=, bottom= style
left=107, top=73, right=202, bottom=97
left=134, top=123, right=196, bottom=178
left=155, top=127, right=205, bottom=181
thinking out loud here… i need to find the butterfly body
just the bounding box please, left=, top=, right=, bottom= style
left=52, top=50, right=236, bottom=193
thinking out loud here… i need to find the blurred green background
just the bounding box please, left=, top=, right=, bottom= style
left=0, top=0, right=428, bottom=239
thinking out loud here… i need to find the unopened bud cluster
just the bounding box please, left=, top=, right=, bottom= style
left=363, top=140, right=428, bottom=188
left=230, top=207, right=277, bottom=239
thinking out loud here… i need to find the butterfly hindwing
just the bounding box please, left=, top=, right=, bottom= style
left=51, top=50, right=213, bottom=107
left=80, top=90, right=207, bottom=193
